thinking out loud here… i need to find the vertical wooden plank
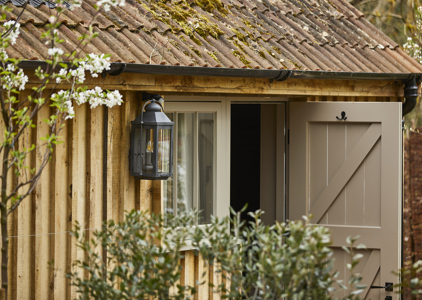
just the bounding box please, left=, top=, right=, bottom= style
left=107, top=105, right=121, bottom=222
left=345, top=124, right=368, bottom=226
left=53, top=109, right=69, bottom=299
left=35, top=104, right=52, bottom=300
left=16, top=90, right=34, bottom=299
left=195, top=253, right=209, bottom=300
left=326, top=123, right=346, bottom=225
left=4, top=95, right=17, bottom=297
left=89, top=106, right=104, bottom=250
left=309, top=123, right=328, bottom=219
left=121, top=92, right=136, bottom=217
left=184, top=251, right=195, bottom=298
left=8, top=205, right=17, bottom=300
left=364, top=140, right=381, bottom=227
left=212, top=259, right=221, bottom=300
left=70, top=104, right=87, bottom=299
left=331, top=248, right=346, bottom=299
left=140, top=180, right=152, bottom=212
left=152, top=181, right=162, bottom=215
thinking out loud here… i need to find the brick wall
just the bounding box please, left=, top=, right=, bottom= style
left=403, top=130, right=422, bottom=267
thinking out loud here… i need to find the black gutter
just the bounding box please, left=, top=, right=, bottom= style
left=109, top=63, right=420, bottom=81
left=18, top=60, right=420, bottom=82
left=18, top=60, right=421, bottom=116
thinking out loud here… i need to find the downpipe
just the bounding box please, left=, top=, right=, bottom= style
left=403, top=76, right=421, bottom=117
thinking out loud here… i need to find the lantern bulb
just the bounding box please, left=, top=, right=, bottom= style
left=146, top=140, right=153, bottom=153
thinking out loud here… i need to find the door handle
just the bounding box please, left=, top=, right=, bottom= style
left=370, top=282, right=393, bottom=292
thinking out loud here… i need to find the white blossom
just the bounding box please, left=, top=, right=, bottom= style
left=82, top=53, right=111, bottom=77
left=55, top=68, right=68, bottom=84
left=0, top=49, right=8, bottom=62
left=3, top=20, right=20, bottom=45
left=51, top=90, right=75, bottom=119
left=70, top=67, right=86, bottom=84
left=48, top=47, right=64, bottom=57
left=105, top=90, right=123, bottom=107
left=2, top=68, right=28, bottom=91
left=74, top=87, right=123, bottom=109
left=17, top=69, right=28, bottom=90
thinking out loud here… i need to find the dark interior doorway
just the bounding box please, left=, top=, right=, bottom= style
left=230, top=104, right=261, bottom=221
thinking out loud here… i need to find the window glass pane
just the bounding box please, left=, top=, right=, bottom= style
left=177, top=113, right=194, bottom=214
left=163, top=113, right=174, bottom=215
left=198, top=113, right=214, bottom=224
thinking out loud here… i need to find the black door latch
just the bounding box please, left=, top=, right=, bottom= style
left=370, top=282, right=393, bottom=292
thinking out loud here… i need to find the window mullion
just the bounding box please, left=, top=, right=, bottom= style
left=173, top=113, right=178, bottom=216
left=193, top=112, right=199, bottom=214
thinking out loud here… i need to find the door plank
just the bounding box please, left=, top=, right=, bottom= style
left=359, top=250, right=380, bottom=299
left=311, top=123, right=381, bottom=223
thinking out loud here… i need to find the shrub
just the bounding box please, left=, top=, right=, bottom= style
left=67, top=210, right=197, bottom=299
left=68, top=209, right=364, bottom=299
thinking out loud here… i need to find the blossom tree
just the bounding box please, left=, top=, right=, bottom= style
left=0, top=0, right=125, bottom=298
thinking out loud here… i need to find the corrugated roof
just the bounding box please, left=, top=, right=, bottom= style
left=3, top=0, right=422, bottom=73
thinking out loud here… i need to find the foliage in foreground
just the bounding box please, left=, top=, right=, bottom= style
left=68, top=209, right=365, bottom=300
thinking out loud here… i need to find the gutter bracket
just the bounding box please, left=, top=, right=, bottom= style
left=270, top=70, right=292, bottom=83
left=102, top=63, right=127, bottom=78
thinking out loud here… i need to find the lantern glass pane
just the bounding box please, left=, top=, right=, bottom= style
left=142, top=127, right=155, bottom=174
left=132, top=127, right=142, bottom=174
left=198, top=113, right=214, bottom=224
left=158, top=128, right=171, bottom=173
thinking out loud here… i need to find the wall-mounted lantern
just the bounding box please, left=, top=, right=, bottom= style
left=130, top=93, right=174, bottom=180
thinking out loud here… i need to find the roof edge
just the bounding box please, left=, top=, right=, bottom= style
left=18, top=60, right=421, bottom=82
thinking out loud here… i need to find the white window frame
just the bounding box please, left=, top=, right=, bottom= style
left=164, top=97, right=230, bottom=220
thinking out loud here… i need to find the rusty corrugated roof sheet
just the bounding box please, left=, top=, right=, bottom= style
left=3, top=0, right=422, bottom=73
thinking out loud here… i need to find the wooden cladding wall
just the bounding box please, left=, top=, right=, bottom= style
left=4, top=89, right=403, bottom=299
left=5, top=90, right=151, bottom=299
left=5, top=90, right=223, bottom=300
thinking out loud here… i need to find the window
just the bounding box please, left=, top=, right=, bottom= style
left=163, top=100, right=229, bottom=224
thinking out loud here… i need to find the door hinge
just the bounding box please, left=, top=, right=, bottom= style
left=370, top=282, right=393, bottom=292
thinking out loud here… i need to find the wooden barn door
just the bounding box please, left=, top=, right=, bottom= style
left=289, top=102, right=402, bottom=300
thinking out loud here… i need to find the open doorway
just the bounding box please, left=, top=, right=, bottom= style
left=230, top=103, right=286, bottom=224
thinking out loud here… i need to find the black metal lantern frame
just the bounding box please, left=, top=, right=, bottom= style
left=129, top=94, right=174, bottom=180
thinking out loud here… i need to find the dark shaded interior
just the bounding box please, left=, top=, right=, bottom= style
left=230, top=104, right=261, bottom=222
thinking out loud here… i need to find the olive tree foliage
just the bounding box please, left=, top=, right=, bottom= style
left=0, top=0, right=124, bottom=297
left=68, top=211, right=198, bottom=299
left=69, top=209, right=366, bottom=300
